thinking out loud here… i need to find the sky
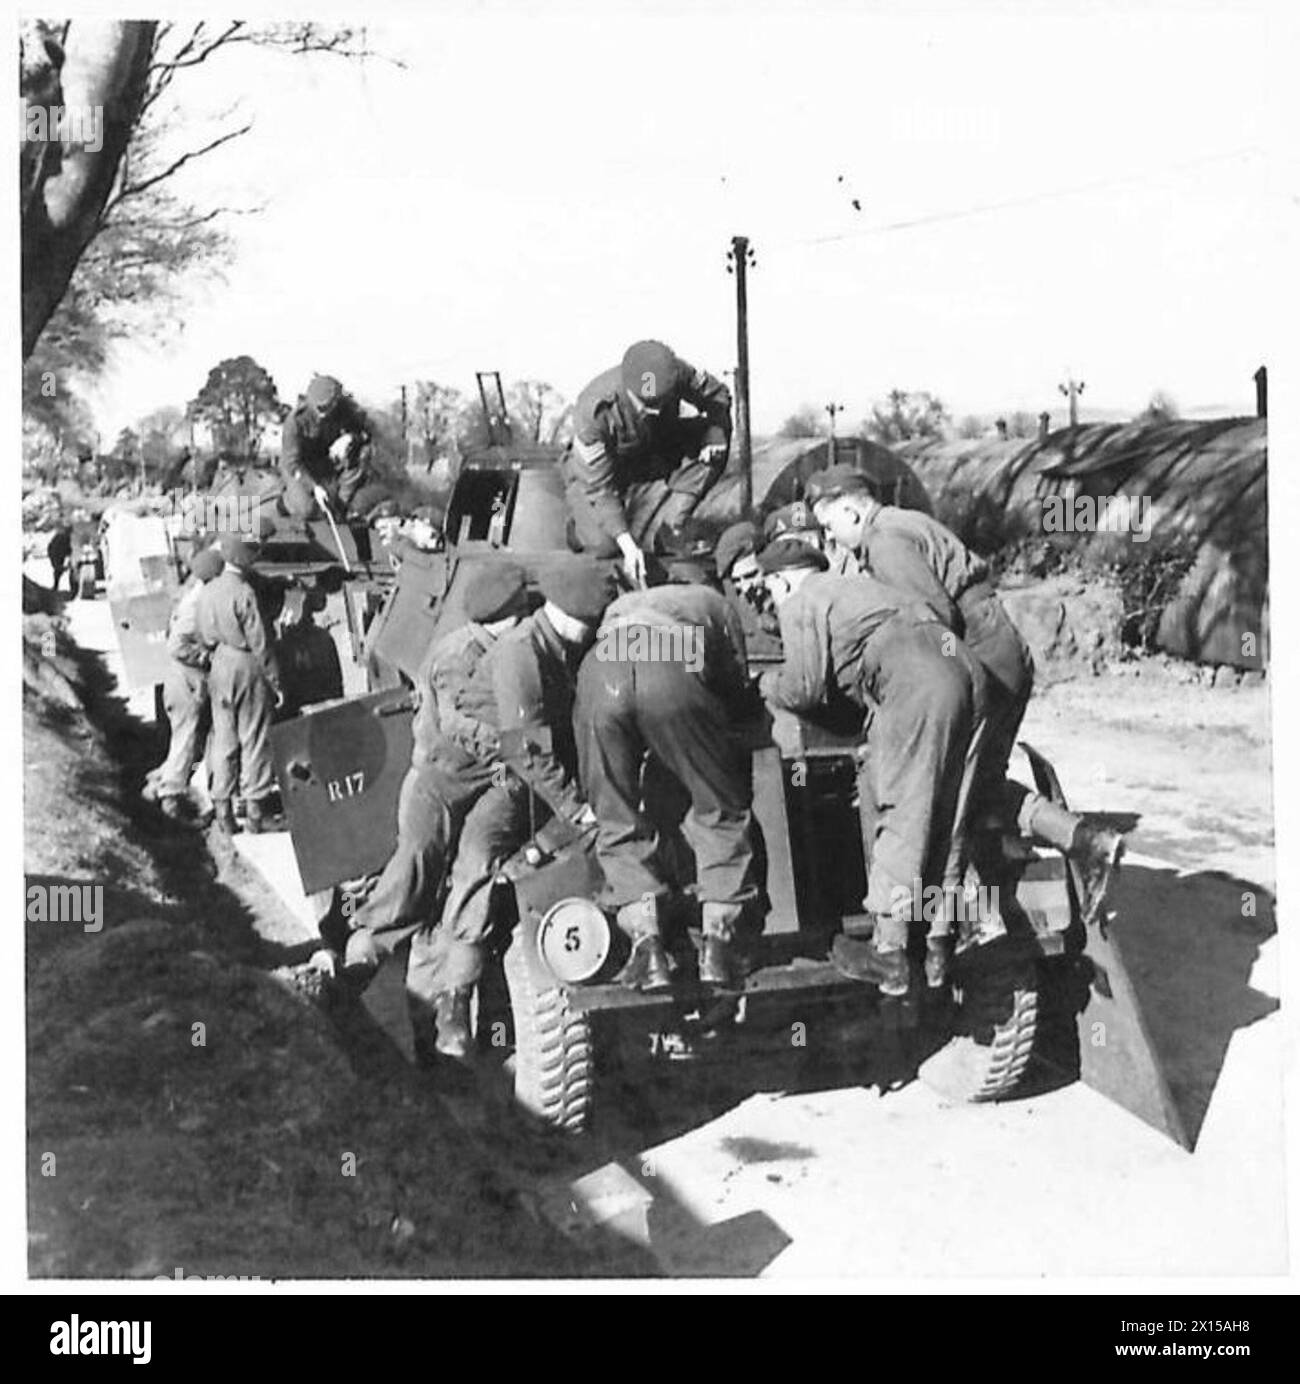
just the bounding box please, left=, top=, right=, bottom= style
left=83, top=1, right=1295, bottom=438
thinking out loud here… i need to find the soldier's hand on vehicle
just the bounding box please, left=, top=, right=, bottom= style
left=574, top=804, right=598, bottom=829
left=312, top=482, right=331, bottom=512
left=273, top=687, right=286, bottom=710
left=328, top=433, right=355, bottom=464
left=616, top=533, right=648, bottom=589
left=699, top=441, right=728, bottom=467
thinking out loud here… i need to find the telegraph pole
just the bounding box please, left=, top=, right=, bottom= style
left=1059, top=375, right=1086, bottom=427
left=825, top=401, right=845, bottom=465
left=727, top=235, right=756, bottom=515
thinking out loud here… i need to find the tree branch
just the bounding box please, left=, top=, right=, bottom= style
left=107, top=122, right=253, bottom=209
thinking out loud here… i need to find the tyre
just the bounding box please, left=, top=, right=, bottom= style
left=502, top=927, right=594, bottom=1133
left=917, top=959, right=1038, bottom=1103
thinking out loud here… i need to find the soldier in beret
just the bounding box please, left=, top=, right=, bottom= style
left=338, top=561, right=533, bottom=1065
left=756, top=539, right=986, bottom=994
left=563, top=340, right=733, bottom=589
left=808, top=466, right=1123, bottom=917
left=196, top=536, right=283, bottom=835
left=574, top=564, right=761, bottom=991
left=407, top=558, right=622, bottom=1059
left=150, top=546, right=225, bottom=821
left=279, top=373, right=373, bottom=519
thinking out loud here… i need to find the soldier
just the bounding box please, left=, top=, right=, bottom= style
left=276, top=588, right=344, bottom=715
left=46, top=523, right=72, bottom=593
left=713, top=520, right=781, bottom=657
left=807, top=465, right=1122, bottom=916
left=408, top=558, right=618, bottom=1060
left=279, top=373, right=373, bottom=520
left=574, top=573, right=760, bottom=991
left=196, top=537, right=284, bottom=835
left=341, top=561, right=615, bottom=1066
left=151, top=546, right=225, bottom=820
left=756, top=539, right=986, bottom=994
left=563, top=340, right=732, bottom=588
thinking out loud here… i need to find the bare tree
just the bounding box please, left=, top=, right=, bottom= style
left=507, top=380, right=572, bottom=446
left=21, top=19, right=396, bottom=360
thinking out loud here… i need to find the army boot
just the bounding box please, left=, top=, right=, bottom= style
left=212, top=799, right=237, bottom=836
left=699, top=901, right=750, bottom=991
left=1070, top=821, right=1125, bottom=924
left=245, top=797, right=284, bottom=834
left=831, top=910, right=911, bottom=997
left=613, top=898, right=673, bottom=993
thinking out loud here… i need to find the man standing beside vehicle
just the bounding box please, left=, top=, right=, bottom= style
left=563, top=340, right=732, bottom=588
left=279, top=373, right=373, bottom=520
left=196, top=537, right=284, bottom=835
left=150, top=546, right=225, bottom=822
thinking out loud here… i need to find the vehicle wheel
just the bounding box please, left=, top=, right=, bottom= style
left=917, top=960, right=1038, bottom=1103
left=502, top=927, right=594, bottom=1133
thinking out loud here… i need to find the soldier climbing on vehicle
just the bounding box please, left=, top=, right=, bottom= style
left=563, top=339, right=732, bottom=589
left=574, top=566, right=763, bottom=993
left=333, top=559, right=617, bottom=1070
left=807, top=463, right=1123, bottom=920
left=279, top=373, right=374, bottom=520
left=756, top=538, right=988, bottom=995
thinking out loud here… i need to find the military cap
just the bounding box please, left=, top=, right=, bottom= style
left=714, top=521, right=763, bottom=579
left=465, top=561, right=528, bottom=622
left=621, top=340, right=678, bottom=410
left=540, top=558, right=619, bottom=624
left=305, top=374, right=343, bottom=411
left=189, top=548, right=225, bottom=582
left=757, top=539, right=830, bottom=575
left=804, top=464, right=874, bottom=506
left=763, top=502, right=820, bottom=541
left=215, top=534, right=257, bottom=569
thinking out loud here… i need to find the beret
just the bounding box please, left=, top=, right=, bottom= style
left=621, top=340, right=678, bottom=408
left=215, top=534, right=257, bottom=569
left=189, top=548, right=225, bottom=582
left=804, top=464, right=874, bottom=505
left=763, top=502, right=820, bottom=541
left=756, top=539, right=830, bottom=575
left=305, top=374, right=343, bottom=410
left=540, top=558, right=619, bottom=624
left=464, top=561, right=528, bottom=622
left=713, top=521, right=763, bottom=579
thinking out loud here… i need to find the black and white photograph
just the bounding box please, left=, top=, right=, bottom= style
left=11, top=0, right=1298, bottom=1318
